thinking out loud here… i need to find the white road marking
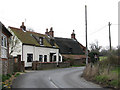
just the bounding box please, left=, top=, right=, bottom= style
left=49, top=77, right=59, bottom=88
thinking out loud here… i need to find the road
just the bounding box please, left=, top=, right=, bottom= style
left=12, top=67, right=105, bottom=89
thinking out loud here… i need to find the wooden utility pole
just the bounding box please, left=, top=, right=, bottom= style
left=108, top=22, right=112, bottom=51
left=85, top=5, right=88, bottom=64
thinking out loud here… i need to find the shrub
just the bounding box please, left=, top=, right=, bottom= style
left=95, top=75, right=108, bottom=83
left=2, top=74, right=11, bottom=82
left=14, top=73, right=20, bottom=77
left=109, top=80, right=120, bottom=88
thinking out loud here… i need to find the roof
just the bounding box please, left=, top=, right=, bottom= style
left=0, top=22, right=12, bottom=37
left=62, top=54, right=87, bottom=60
left=9, top=26, right=59, bottom=48
left=54, top=37, right=85, bottom=55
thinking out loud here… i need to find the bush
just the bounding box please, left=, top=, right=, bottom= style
left=2, top=74, right=11, bottom=82
left=109, top=80, right=120, bottom=88
left=14, top=73, right=20, bottom=77
left=95, top=75, right=108, bottom=83
left=89, top=52, right=99, bottom=63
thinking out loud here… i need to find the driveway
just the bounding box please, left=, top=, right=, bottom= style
left=12, top=67, right=106, bottom=89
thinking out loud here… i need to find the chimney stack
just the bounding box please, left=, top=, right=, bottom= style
left=45, top=28, right=49, bottom=35
left=49, top=27, right=54, bottom=37
left=45, top=27, right=54, bottom=37
left=71, top=30, right=76, bottom=39
left=20, top=22, right=26, bottom=31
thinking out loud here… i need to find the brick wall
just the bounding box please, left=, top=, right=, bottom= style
left=32, top=62, right=70, bottom=70
left=1, top=60, right=8, bottom=75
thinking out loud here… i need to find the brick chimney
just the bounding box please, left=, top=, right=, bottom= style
left=20, top=22, right=26, bottom=31
left=45, top=28, right=49, bottom=35
left=71, top=30, right=75, bottom=39
left=49, top=27, right=54, bottom=37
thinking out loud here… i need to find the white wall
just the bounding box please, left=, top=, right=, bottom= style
left=23, top=45, right=60, bottom=67
left=8, top=28, right=22, bottom=58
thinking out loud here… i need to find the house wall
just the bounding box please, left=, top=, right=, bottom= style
left=8, top=28, right=22, bottom=58
left=23, top=45, right=61, bottom=67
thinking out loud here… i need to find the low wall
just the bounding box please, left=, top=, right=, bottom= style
left=32, top=61, right=70, bottom=70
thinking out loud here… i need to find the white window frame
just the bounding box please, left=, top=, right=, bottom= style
left=1, top=33, right=7, bottom=58
left=39, top=37, right=43, bottom=45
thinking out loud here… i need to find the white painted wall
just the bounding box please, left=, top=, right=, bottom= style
left=8, top=28, right=22, bottom=58
left=23, top=45, right=61, bottom=67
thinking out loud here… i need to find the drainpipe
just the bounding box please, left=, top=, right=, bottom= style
left=22, top=44, right=23, bottom=61
left=34, top=45, right=35, bottom=61
left=57, top=49, right=59, bottom=67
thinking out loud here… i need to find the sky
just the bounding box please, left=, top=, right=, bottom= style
left=0, top=0, right=119, bottom=49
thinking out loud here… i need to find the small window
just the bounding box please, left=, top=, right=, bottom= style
left=1, top=36, right=3, bottom=46
left=39, top=55, right=43, bottom=62
left=59, top=56, right=61, bottom=62
left=1, top=34, right=7, bottom=48
left=44, top=55, right=47, bottom=62
left=54, top=56, right=56, bottom=62
left=27, top=54, right=33, bottom=62
left=39, top=37, right=43, bottom=45
left=4, top=37, right=7, bottom=47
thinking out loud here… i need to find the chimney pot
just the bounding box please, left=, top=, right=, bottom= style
left=71, top=30, right=76, bottom=39
left=49, top=27, right=54, bottom=37
left=20, top=22, right=26, bottom=31
left=45, top=28, right=49, bottom=35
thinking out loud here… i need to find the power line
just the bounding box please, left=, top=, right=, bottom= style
left=90, top=25, right=107, bottom=35
left=112, top=24, right=120, bottom=25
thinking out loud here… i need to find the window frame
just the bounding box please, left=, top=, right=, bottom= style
left=44, top=55, right=47, bottom=62
left=39, top=37, right=43, bottom=45
left=1, top=34, right=7, bottom=49
left=1, top=33, right=7, bottom=58
left=39, top=55, right=43, bottom=62
left=27, top=54, right=33, bottom=62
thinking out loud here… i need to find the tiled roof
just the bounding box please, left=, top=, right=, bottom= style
left=9, top=27, right=59, bottom=48
left=0, top=22, right=12, bottom=36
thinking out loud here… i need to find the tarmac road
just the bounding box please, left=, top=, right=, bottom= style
left=12, top=67, right=105, bottom=89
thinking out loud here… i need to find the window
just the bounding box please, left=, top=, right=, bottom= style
left=59, top=56, right=61, bottom=62
left=54, top=56, right=56, bottom=62
left=1, top=34, right=7, bottom=58
left=4, top=37, right=7, bottom=47
left=39, top=37, right=43, bottom=45
left=27, top=54, right=33, bottom=62
left=1, top=36, right=3, bottom=46
left=1, top=35, right=7, bottom=47
left=39, top=55, right=43, bottom=62
left=44, top=55, right=47, bottom=62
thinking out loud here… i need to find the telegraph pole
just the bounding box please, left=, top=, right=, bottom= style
left=108, top=22, right=112, bottom=51
left=85, top=5, right=88, bottom=64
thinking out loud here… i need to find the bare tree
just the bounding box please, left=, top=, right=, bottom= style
left=9, top=35, right=21, bottom=54
left=27, top=27, right=34, bottom=32
left=90, top=41, right=102, bottom=54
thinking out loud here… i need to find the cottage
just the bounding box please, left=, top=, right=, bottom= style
left=9, top=22, right=62, bottom=67
left=0, top=22, right=12, bottom=74
left=45, top=29, right=86, bottom=63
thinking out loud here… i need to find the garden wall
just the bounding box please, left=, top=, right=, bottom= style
left=32, top=61, right=70, bottom=70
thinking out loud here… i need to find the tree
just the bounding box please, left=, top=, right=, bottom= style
left=9, top=35, right=21, bottom=54
left=89, top=41, right=102, bottom=54
left=27, top=27, right=34, bottom=32
left=89, top=41, right=102, bottom=63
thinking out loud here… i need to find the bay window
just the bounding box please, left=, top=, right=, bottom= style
left=1, top=34, right=7, bottom=58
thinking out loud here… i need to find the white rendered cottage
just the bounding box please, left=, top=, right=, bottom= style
left=8, top=22, right=62, bottom=67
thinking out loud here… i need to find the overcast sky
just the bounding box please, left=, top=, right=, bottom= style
left=0, top=0, right=119, bottom=49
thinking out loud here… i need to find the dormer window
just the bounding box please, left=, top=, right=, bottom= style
left=39, top=37, right=43, bottom=45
